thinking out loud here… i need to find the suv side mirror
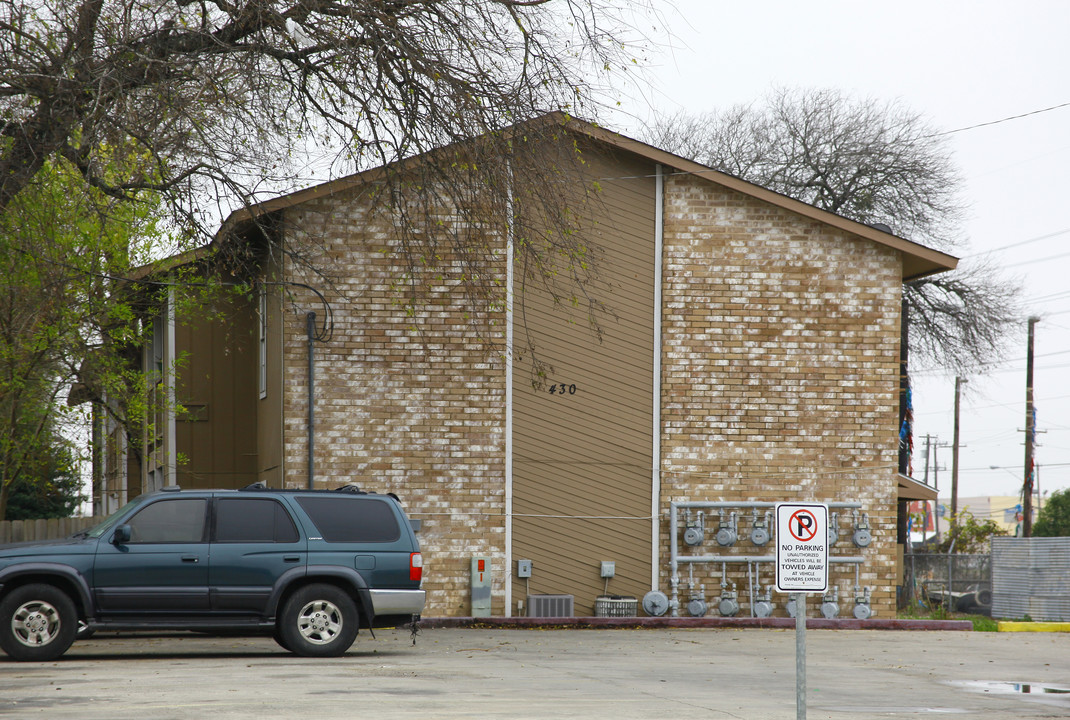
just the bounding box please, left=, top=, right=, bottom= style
left=112, top=524, right=131, bottom=544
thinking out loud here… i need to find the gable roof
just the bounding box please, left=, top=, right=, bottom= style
left=219, top=113, right=957, bottom=281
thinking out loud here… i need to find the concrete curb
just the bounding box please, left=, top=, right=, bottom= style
left=998, top=621, right=1070, bottom=632
left=420, top=616, right=973, bottom=631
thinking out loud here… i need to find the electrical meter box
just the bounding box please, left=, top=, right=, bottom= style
left=471, top=556, right=492, bottom=617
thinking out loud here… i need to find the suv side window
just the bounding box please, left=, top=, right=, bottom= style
left=296, top=496, right=400, bottom=543
left=214, top=498, right=299, bottom=543
left=126, top=498, right=208, bottom=543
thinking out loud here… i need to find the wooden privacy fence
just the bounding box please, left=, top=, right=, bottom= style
left=0, top=516, right=105, bottom=544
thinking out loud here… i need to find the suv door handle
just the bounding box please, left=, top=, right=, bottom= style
left=181, top=555, right=200, bottom=563
left=283, top=555, right=301, bottom=563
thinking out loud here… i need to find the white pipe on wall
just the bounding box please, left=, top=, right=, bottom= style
left=651, top=164, right=664, bottom=591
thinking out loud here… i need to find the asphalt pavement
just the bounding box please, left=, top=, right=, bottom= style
left=1, top=626, right=1068, bottom=719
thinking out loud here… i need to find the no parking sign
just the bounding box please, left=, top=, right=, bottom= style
left=775, top=503, right=829, bottom=594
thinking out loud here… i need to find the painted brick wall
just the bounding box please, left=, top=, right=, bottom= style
left=276, top=187, right=509, bottom=617
left=659, top=174, right=903, bottom=618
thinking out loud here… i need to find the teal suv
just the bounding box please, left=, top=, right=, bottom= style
left=0, top=485, right=425, bottom=661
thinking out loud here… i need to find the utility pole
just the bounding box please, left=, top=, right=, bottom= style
left=921, top=434, right=934, bottom=542
left=1023, top=317, right=1039, bottom=537
left=951, top=377, right=966, bottom=530
left=933, top=442, right=942, bottom=540
left=922, top=434, right=933, bottom=485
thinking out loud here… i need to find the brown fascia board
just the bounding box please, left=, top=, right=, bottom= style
left=215, top=112, right=959, bottom=281
left=125, top=245, right=214, bottom=282
left=214, top=113, right=572, bottom=238
left=561, top=118, right=959, bottom=281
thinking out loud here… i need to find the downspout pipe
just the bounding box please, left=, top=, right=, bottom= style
left=307, top=311, right=316, bottom=489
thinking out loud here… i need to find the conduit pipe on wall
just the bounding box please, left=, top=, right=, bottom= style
left=307, top=311, right=316, bottom=489
left=675, top=555, right=865, bottom=565
left=672, top=501, right=864, bottom=510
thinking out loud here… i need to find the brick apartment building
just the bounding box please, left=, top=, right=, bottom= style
left=97, top=115, right=955, bottom=619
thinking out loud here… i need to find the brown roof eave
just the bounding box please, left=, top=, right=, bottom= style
left=559, top=118, right=959, bottom=281
left=214, top=112, right=576, bottom=238
left=213, top=113, right=959, bottom=281
left=125, top=245, right=214, bottom=283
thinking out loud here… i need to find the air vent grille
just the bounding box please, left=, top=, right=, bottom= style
left=527, top=594, right=574, bottom=618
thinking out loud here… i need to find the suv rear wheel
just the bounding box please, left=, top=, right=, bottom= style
left=278, top=584, right=359, bottom=657
left=0, top=584, right=78, bottom=662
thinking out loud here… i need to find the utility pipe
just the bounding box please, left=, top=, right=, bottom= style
left=307, top=311, right=316, bottom=489
left=675, top=555, right=865, bottom=564
left=672, top=501, right=863, bottom=510
left=669, top=502, right=680, bottom=615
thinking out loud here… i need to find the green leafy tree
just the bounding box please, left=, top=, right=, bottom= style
left=3, top=435, right=85, bottom=520
left=0, top=155, right=164, bottom=519
left=1033, top=489, right=1070, bottom=537
left=935, top=511, right=1008, bottom=554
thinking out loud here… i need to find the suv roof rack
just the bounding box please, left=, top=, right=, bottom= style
left=240, top=482, right=269, bottom=491
left=333, top=484, right=367, bottom=494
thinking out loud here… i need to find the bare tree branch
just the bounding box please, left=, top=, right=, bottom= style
left=646, top=87, right=1022, bottom=371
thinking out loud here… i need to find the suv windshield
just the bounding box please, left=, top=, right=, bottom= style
left=77, top=498, right=141, bottom=539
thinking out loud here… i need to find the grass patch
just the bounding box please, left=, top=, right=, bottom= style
left=965, top=615, right=998, bottom=632
left=897, top=605, right=998, bottom=631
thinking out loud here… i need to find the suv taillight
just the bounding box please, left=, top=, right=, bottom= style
left=410, top=552, right=423, bottom=582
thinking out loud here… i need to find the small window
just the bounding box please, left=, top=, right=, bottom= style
left=214, top=498, right=299, bottom=543
left=127, top=499, right=207, bottom=543
left=296, top=496, right=400, bottom=543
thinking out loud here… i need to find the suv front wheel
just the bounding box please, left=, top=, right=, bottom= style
left=0, top=584, right=79, bottom=662
left=278, top=584, right=359, bottom=657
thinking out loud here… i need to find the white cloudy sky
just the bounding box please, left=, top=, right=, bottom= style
left=612, top=0, right=1070, bottom=502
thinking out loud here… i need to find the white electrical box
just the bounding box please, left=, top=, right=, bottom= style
left=517, top=559, right=533, bottom=578
left=600, top=561, right=615, bottom=578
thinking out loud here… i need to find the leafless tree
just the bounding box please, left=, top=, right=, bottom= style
left=1, top=0, right=655, bottom=303
left=0, top=0, right=659, bottom=505
left=646, top=87, right=1020, bottom=371
left=1, top=0, right=661, bottom=403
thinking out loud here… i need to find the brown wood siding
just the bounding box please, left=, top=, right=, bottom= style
left=511, top=148, right=657, bottom=616
left=174, top=293, right=259, bottom=489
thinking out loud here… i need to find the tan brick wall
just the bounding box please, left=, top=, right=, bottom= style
left=261, top=164, right=908, bottom=620
left=659, top=175, right=903, bottom=618
left=276, top=188, right=509, bottom=617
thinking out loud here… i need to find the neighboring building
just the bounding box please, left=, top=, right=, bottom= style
left=97, top=115, right=956, bottom=618
left=906, top=495, right=1022, bottom=546
left=940, top=495, right=1023, bottom=536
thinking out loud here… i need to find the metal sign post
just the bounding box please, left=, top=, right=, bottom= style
left=776, top=503, right=829, bottom=720
left=795, top=591, right=806, bottom=720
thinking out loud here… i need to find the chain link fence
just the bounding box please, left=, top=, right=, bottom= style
left=900, top=553, right=992, bottom=614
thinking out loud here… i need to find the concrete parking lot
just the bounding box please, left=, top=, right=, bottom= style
left=1, top=627, right=1069, bottom=719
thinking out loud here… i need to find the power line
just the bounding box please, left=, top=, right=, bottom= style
left=912, top=348, right=1070, bottom=377
left=1029, top=290, right=1070, bottom=304
left=961, top=228, right=1070, bottom=260
left=928, top=101, right=1070, bottom=137
left=1003, top=248, right=1070, bottom=269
